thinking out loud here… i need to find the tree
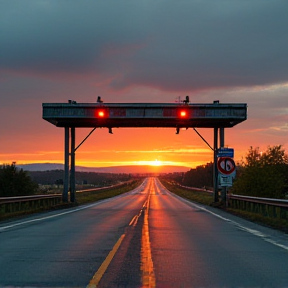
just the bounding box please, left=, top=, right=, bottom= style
left=243, top=146, right=262, bottom=167
left=0, top=163, right=38, bottom=197
left=231, top=146, right=288, bottom=199
left=242, top=145, right=288, bottom=167
left=261, top=145, right=288, bottom=166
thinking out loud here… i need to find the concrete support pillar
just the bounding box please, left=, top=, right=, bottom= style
left=63, top=127, right=69, bottom=203
left=70, top=127, right=76, bottom=203
left=213, top=127, right=219, bottom=202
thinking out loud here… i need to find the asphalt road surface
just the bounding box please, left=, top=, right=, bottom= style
left=1, top=177, right=288, bottom=287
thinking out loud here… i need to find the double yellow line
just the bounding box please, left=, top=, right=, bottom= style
left=141, top=194, right=156, bottom=287
left=87, top=193, right=156, bottom=288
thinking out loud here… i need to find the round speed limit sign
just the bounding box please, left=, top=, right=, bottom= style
left=217, top=157, right=236, bottom=175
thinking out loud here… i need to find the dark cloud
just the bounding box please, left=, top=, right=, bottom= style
left=1, top=0, right=288, bottom=92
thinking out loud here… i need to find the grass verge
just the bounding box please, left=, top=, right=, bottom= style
left=74, top=180, right=142, bottom=205
left=226, top=208, right=288, bottom=234
left=159, top=179, right=213, bottom=206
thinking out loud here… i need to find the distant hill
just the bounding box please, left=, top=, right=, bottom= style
left=17, top=163, right=190, bottom=174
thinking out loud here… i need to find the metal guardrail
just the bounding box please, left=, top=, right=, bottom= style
left=228, top=194, right=288, bottom=220
left=229, top=194, right=288, bottom=208
left=176, top=182, right=288, bottom=206
left=0, top=180, right=134, bottom=204
left=76, top=180, right=134, bottom=194
left=0, top=194, right=62, bottom=204
left=0, top=194, right=63, bottom=217
left=172, top=182, right=288, bottom=220
left=178, top=184, right=213, bottom=193
left=0, top=180, right=135, bottom=217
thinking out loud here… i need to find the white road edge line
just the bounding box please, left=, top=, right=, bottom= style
left=164, top=185, right=288, bottom=252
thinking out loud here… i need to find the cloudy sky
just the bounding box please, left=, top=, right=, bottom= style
left=1, top=0, right=288, bottom=168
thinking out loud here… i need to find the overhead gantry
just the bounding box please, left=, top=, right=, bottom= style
left=42, top=100, right=247, bottom=204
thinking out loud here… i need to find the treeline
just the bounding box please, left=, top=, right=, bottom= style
left=160, top=162, right=213, bottom=189
left=182, top=162, right=213, bottom=188
left=0, top=163, right=133, bottom=197
left=29, top=170, right=132, bottom=187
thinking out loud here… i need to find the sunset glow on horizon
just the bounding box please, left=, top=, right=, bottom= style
left=6, top=148, right=213, bottom=169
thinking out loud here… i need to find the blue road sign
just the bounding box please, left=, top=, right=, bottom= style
left=217, top=148, right=234, bottom=158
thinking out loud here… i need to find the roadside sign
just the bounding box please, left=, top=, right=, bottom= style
left=218, top=174, right=233, bottom=187
left=217, top=148, right=234, bottom=158
left=217, top=157, right=236, bottom=175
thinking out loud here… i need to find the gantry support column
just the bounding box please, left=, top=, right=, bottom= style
left=213, top=127, right=219, bottom=203
left=219, top=127, right=227, bottom=205
left=63, top=127, right=70, bottom=203
left=70, top=127, right=76, bottom=203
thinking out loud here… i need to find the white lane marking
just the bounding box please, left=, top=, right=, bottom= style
left=159, top=181, right=288, bottom=252
left=129, top=215, right=138, bottom=226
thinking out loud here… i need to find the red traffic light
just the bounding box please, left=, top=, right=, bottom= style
left=95, top=109, right=107, bottom=118
left=180, top=110, right=187, bottom=117
left=178, top=109, right=188, bottom=118
left=98, top=110, right=105, bottom=117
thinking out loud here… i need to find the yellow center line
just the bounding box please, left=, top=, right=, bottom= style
left=87, top=194, right=151, bottom=287
left=86, top=234, right=125, bottom=288
left=141, top=192, right=156, bottom=287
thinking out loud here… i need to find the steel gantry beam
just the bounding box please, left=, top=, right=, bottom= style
left=43, top=101, right=247, bottom=203
left=43, top=101, right=247, bottom=129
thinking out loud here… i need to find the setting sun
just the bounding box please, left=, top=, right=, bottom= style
left=151, top=159, right=162, bottom=166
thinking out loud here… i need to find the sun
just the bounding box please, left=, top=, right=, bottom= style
left=151, top=159, right=162, bottom=166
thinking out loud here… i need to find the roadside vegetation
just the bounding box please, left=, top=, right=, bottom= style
left=231, top=145, right=288, bottom=199
left=160, top=162, right=213, bottom=191
left=159, top=178, right=213, bottom=206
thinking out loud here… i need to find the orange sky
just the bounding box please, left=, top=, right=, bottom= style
left=1, top=120, right=252, bottom=169
left=1, top=84, right=287, bottom=170
left=1, top=2, right=288, bottom=169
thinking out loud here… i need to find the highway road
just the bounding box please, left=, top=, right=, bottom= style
left=1, top=177, right=288, bottom=287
